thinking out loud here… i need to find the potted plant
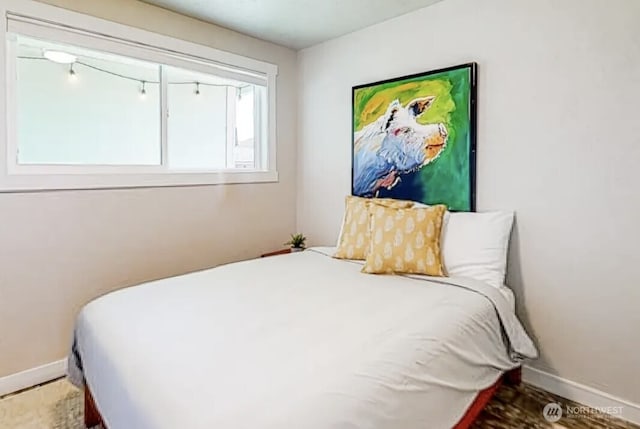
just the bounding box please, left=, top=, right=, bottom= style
left=285, top=233, right=306, bottom=252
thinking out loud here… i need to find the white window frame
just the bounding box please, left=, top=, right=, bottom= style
left=0, top=0, right=278, bottom=191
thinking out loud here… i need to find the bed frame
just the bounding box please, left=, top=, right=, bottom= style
left=453, top=366, right=521, bottom=428
left=84, top=366, right=521, bottom=428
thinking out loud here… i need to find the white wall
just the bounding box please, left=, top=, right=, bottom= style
left=297, top=0, right=640, bottom=406
left=0, top=0, right=297, bottom=379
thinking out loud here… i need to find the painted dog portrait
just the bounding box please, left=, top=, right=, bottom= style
left=352, top=64, right=476, bottom=211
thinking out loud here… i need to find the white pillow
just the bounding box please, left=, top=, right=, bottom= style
left=440, top=211, right=514, bottom=289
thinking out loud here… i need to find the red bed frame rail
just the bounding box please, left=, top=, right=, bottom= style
left=453, top=367, right=521, bottom=428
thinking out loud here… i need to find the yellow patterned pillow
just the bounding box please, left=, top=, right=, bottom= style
left=362, top=204, right=447, bottom=275
left=334, top=196, right=414, bottom=260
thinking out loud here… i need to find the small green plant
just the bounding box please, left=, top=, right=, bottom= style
left=285, top=233, right=306, bottom=249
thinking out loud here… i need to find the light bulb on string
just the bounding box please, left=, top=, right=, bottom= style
left=68, top=64, right=77, bottom=82
left=195, top=82, right=201, bottom=96
left=140, top=81, right=147, bottom=99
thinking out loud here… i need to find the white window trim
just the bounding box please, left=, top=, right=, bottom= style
left=0, top=0, right=278, bottom=192
left=226, top=86, right=238, bottom=169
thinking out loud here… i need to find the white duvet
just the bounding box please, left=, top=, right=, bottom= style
left=69, top=247, right=536, bottom=429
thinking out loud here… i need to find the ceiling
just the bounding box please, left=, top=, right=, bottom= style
left=141, top=0, right=444, bottom=50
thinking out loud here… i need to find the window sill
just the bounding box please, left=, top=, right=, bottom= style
left=0, top=169, right=279, bottom=192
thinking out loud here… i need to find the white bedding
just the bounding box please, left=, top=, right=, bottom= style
left=69, top=247, right=536, bottom=429
left=320, top=247, right=517, bottom=311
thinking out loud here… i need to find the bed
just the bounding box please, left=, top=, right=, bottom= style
left=68, top=247, right=537, bottom=429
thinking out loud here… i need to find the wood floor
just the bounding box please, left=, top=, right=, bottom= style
left=0, top=378, right=637, bottom=428
left=473, top=383, right=638, bottom=429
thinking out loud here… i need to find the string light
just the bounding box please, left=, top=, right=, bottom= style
left=17, top=56, right=252, bottom=96
left=68, top=64, right=77, bottom=82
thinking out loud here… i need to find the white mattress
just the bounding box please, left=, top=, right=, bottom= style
left=69, top=247, right=535, bottom=429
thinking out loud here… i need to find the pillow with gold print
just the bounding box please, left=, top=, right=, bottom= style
left=362, top=204, right=447, bottom=276
left=334, top=195, right=414, bottom=260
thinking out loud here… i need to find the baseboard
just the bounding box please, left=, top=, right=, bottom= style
left=0, top=359, right=66, bottom=398
left=523, top=365, right=640, bottom=425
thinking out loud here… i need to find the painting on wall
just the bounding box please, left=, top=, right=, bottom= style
left=352, top=63, right=477, bottom=211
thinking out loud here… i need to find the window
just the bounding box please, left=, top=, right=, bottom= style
left=0, top=1, right=278, bottom=191
left=16, top=36, right=162, bottom=167
left=163, top=65, right=265, bottom=171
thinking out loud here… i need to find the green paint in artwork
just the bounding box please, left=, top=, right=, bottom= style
left=353, top=68, right=472, bottom=210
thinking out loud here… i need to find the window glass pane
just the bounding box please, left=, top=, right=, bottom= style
left=15, top=35, right=161, bottom=165
left=165, top=66, right=230, bottom=170
left=166, top=65, right=262, bottom=171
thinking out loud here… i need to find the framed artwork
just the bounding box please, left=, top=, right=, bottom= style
left=351, top=63, right=477, bottom=211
